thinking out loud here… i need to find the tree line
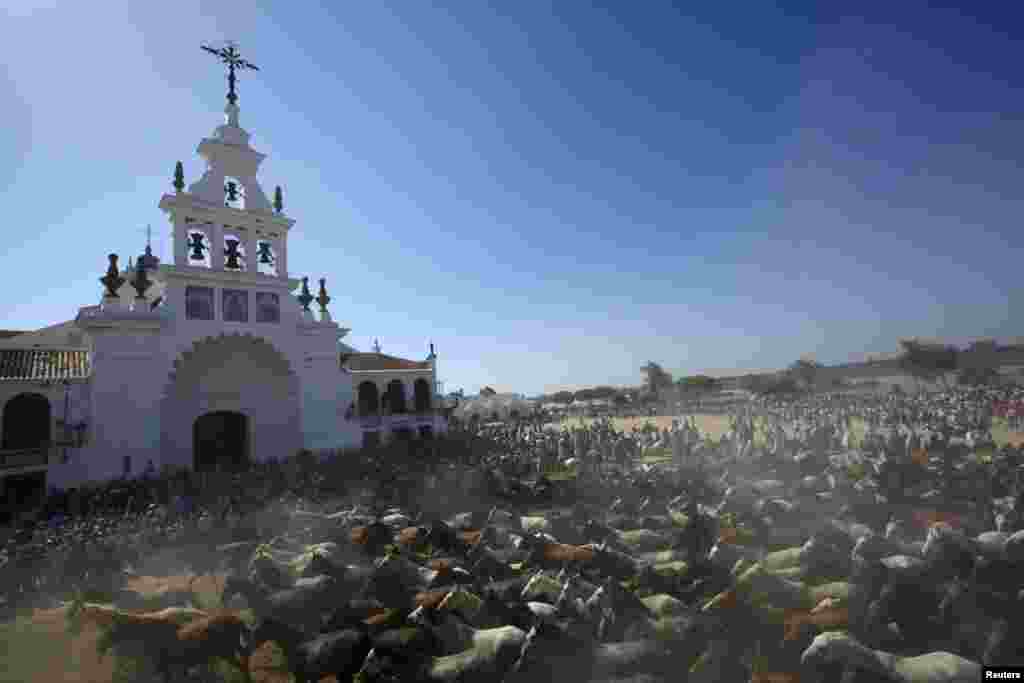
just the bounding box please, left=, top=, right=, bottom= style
left=742, top=338, right=1003, bottom=396
left=537, top=337, right=1012, bottom=405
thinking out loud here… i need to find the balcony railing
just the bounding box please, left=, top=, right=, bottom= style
left=358, top=408, right=438, bottom=419
left=356, top=411, right=442, bottom=430
left=0, top=434, right=84, bottom=470
left=0, top=446, right=51, bottom=470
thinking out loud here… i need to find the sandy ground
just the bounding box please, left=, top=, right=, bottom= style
left=0, top=573, right=339, bottom=683
left=549, top=413, right=1024, bottom=448
left=548, top=414, right=733, bottom=436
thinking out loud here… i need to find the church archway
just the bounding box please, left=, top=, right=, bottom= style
left=162, top=332, right=301, bottom=469
left=386, top=380, right=407, bottom=415
left=357, top=381, right=380, bottom=417
left=2, top=393, right=50, bottom=450
left=413, top=378, right=432, bottom=413
left=362, top=431, right=381, bottom=449
left=193, top=411, right=249, bottom=472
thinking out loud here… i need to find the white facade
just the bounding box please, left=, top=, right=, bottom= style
left=346, top=346, right=446, bottom=446
left=0, top=93, right=444, bottom=495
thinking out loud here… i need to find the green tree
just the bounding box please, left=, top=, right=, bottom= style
left=899, top=339, right=959, bottom=392
left=549, top=390, right=574, bottom=404
left=641, top=361, right=674, bottom=401
left=788, top=357, right=822, bottom=392
left=957, top=366, right=998, bottom=387
left=677, top=375, right=719, bottom=394
left=741, top=373, right=798, bottom=396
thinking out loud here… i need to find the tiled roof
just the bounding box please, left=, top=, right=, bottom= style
left=343, top=352, right=431, bottom=372
left=0, top=330, right=27, bottom=340
left=0, top=349, right=91, bottom=381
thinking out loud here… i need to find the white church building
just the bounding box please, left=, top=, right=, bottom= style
left=0, top=52, right=445, bottom=514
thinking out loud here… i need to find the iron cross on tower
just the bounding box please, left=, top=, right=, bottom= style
left=200, top=41, right=260, bottom=105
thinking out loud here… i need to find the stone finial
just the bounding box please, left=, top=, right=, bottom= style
left=274, top=185, right=284, bottom=214
left=316, top=277, right=330, bottom=312
left=173, top=161, right=185, bottom=193
left=297, top=277, right=314, bottom=312
left=130, top=256, right=153, bottom=301
left=100, top=254, right=126, bottom=298
left=373, top=338, right=382, bottom=353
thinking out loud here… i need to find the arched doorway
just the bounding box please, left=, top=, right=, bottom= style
left=0, top=471, right=47, bottom=524
left=414, top=378, right=432, bottom=413
left=193, top=411, right=249, bottom=472
left=357, top=381, right=380, bottom=417
left=2, top=393, right=51, bottom=450
left=386, top=380, right=407, bottom=415
left=362, top=431, right=381, bottom=449
left=163, top=333, right=301, bottom=469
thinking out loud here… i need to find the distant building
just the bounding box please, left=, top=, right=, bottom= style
left=343, top=341, right=445, bottom=447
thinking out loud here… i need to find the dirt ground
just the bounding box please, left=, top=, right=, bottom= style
left=0, top=573, right=339, bottom=683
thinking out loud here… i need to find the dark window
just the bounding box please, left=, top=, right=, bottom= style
left=255, top=292, right=280, bottom=323
left=386, top=380, right=407, bottom=415
left=185, top=286, right=214, bottom=320
left=358, top=382, right=380, bottom=416
left=123, top=455, right=131, bottom=476
left=414, top=379, right=432, bottom=412
left=222, top=289, right=248, bottom=323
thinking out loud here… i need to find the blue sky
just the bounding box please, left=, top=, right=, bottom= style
left=1, top=2, right=1022, bottom=396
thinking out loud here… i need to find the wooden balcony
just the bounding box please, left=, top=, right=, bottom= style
left=0, top=437, right=81, bottom=470
left=0, top=446, right=51, bottom=470
left=356, top=411, right=443, bottom=432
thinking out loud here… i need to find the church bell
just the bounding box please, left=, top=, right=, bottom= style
left=257, top=241, right=274, bottom=265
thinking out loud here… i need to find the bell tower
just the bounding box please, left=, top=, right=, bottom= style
left=158, top=42, right=291, bottom=280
